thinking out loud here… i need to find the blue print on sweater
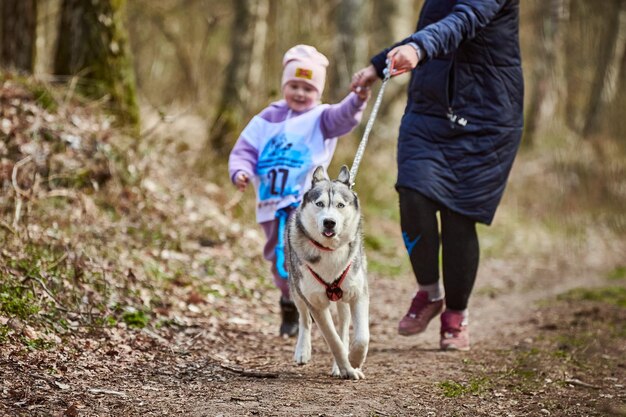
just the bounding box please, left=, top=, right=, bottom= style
left=257, top=133, right=312, bottom=201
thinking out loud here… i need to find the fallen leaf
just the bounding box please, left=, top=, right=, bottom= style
left=54, top=380, right=70, bottom=390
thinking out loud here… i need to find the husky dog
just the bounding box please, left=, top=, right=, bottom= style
left=287, top=165, right=369, bottom=380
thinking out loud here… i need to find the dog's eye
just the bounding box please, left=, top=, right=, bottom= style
left=316, top=201, right=324, bottom=208
left=337, top=203, right=345, bottom=208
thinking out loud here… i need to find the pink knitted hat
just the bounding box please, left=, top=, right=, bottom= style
left=281, top=45, right=329, bottom=97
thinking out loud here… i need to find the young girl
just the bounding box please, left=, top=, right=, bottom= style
left=228, top=45, right=370, bottom=337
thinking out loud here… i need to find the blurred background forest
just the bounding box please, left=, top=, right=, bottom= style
left=2, top=0, right=626, bottom=150
left=1, top=0, right=625, bottom=244
left=1, top=0, right=625, bottom=280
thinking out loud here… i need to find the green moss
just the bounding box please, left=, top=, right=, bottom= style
left=0, top=284, right=40, bottom=319
left=438, top=380, right=465, bottom=398
left=92, top=315, right=118, bottom=328
left=0, top=324, right=10, bottom=343
left=364, top=234, right=384, bottom=251
left=367, top=257, right=407, bottom=278
left=607, top=265, right=626, bottom=281
left=121, top=309, right=149, bottom=329
left=438, top=377, right=491, bottom=398
left=203, top=258, right=216, bottom=276
left=23, top=337, right=54, bottom=350
left=558, top=286, right=626, bottom=307
left=0, top=75, right=58, bottom=113
left=30, top=85, right=58, bottom=112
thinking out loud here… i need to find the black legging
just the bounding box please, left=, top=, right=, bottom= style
left=398, top=187, right=479, bottom=311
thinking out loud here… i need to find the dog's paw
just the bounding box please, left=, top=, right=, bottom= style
left=341, top=367, right=365, bottom=380
left=332, top=366, right=365, bottom=380
left=294, top=347, right=311, bottom=365
left=348, top=348, right=367, bottom=369
left=331, top=362, right=340, bottom=377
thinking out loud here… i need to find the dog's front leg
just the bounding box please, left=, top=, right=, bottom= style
left=293, top=295, right=312, bottom=365
left=349, top=293, right=370, bottom=370
left=310, top=308, right=364, bottom=380
left=331, top=301, right=351, bottom=376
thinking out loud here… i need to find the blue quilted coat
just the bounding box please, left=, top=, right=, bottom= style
left=371, top=0, right=523, bottom=225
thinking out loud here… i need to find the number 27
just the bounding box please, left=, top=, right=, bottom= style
left=268, top=168, right=289, bottom=195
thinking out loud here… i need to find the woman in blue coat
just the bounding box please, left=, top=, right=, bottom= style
left=352, top=0, right=523, bottom=351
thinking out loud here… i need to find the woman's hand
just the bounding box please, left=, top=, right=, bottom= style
left=387, top=44, right=420, bottom=75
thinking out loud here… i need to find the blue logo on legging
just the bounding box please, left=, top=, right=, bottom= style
left=402, top=231, right=421, bottom=255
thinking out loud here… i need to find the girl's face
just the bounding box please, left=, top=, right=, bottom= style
left=283, top=80, right=318, bottom=112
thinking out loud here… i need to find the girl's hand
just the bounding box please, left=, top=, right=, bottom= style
left=351, top=65, right=379, bottom=92
left=234, top=171, right=250, bottom=192
left=354, top=85, right=371, bottom=101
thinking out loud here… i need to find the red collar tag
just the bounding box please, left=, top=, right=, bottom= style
left=326, top=285, right=343, bottom=301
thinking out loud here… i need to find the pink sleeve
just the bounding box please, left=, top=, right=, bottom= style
left=320, top=92, right=367, bottom=139
left=228, top=137, right=258, bottom=184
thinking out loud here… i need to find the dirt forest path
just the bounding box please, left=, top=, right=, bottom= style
left=173, top=262, right=603, bottom=417
left=44, top=254, right=610, bottom=417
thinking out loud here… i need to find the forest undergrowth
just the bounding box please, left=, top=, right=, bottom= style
left=0, top=75, right=272, bottom=352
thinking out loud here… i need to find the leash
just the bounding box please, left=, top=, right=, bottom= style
left=276, top=60, right=404, bottom=280
left=349, top=59, right=405, bottom=185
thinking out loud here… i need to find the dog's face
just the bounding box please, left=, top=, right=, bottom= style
left=300, top=165, right=360, bottom=243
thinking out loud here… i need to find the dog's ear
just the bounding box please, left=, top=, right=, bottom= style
left=311, top=166, right=326, bottom=186
left=337, top=165, right=351, bottom=186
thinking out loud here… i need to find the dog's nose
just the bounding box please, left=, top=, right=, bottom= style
left=323, top=219, right=336, bottom=229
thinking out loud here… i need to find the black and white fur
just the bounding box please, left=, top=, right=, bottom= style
left=287, top=165, right=369, bottom=380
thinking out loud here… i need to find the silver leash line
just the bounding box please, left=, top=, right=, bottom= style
left=349, top=63, right=393, bottom=185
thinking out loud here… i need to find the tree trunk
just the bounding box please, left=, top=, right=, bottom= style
left=332, top=0, right=366, bottom=102
left=581, top=0, right=623, bottom=137
left=248, top=0, right=269, bottom=109
left=1, top=0, right=37, bottom=73
left=205, top=0, right=256, bottom=157
left=54, top=0, right=139, bottom=130
left=523, top=0, right=564, bottom=147
left=148, top=11, right=198, bottom=102
left=608, top=8, right=626, bottom=139
left=594, top=0, right=626, bottom=139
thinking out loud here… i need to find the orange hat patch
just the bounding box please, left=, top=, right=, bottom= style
left=295, top=68, right=313, bottom=80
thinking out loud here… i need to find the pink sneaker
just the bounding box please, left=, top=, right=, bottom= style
left=398, top=291, right=444, bottom=336
left=440, top=310, right=470, bottom=351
